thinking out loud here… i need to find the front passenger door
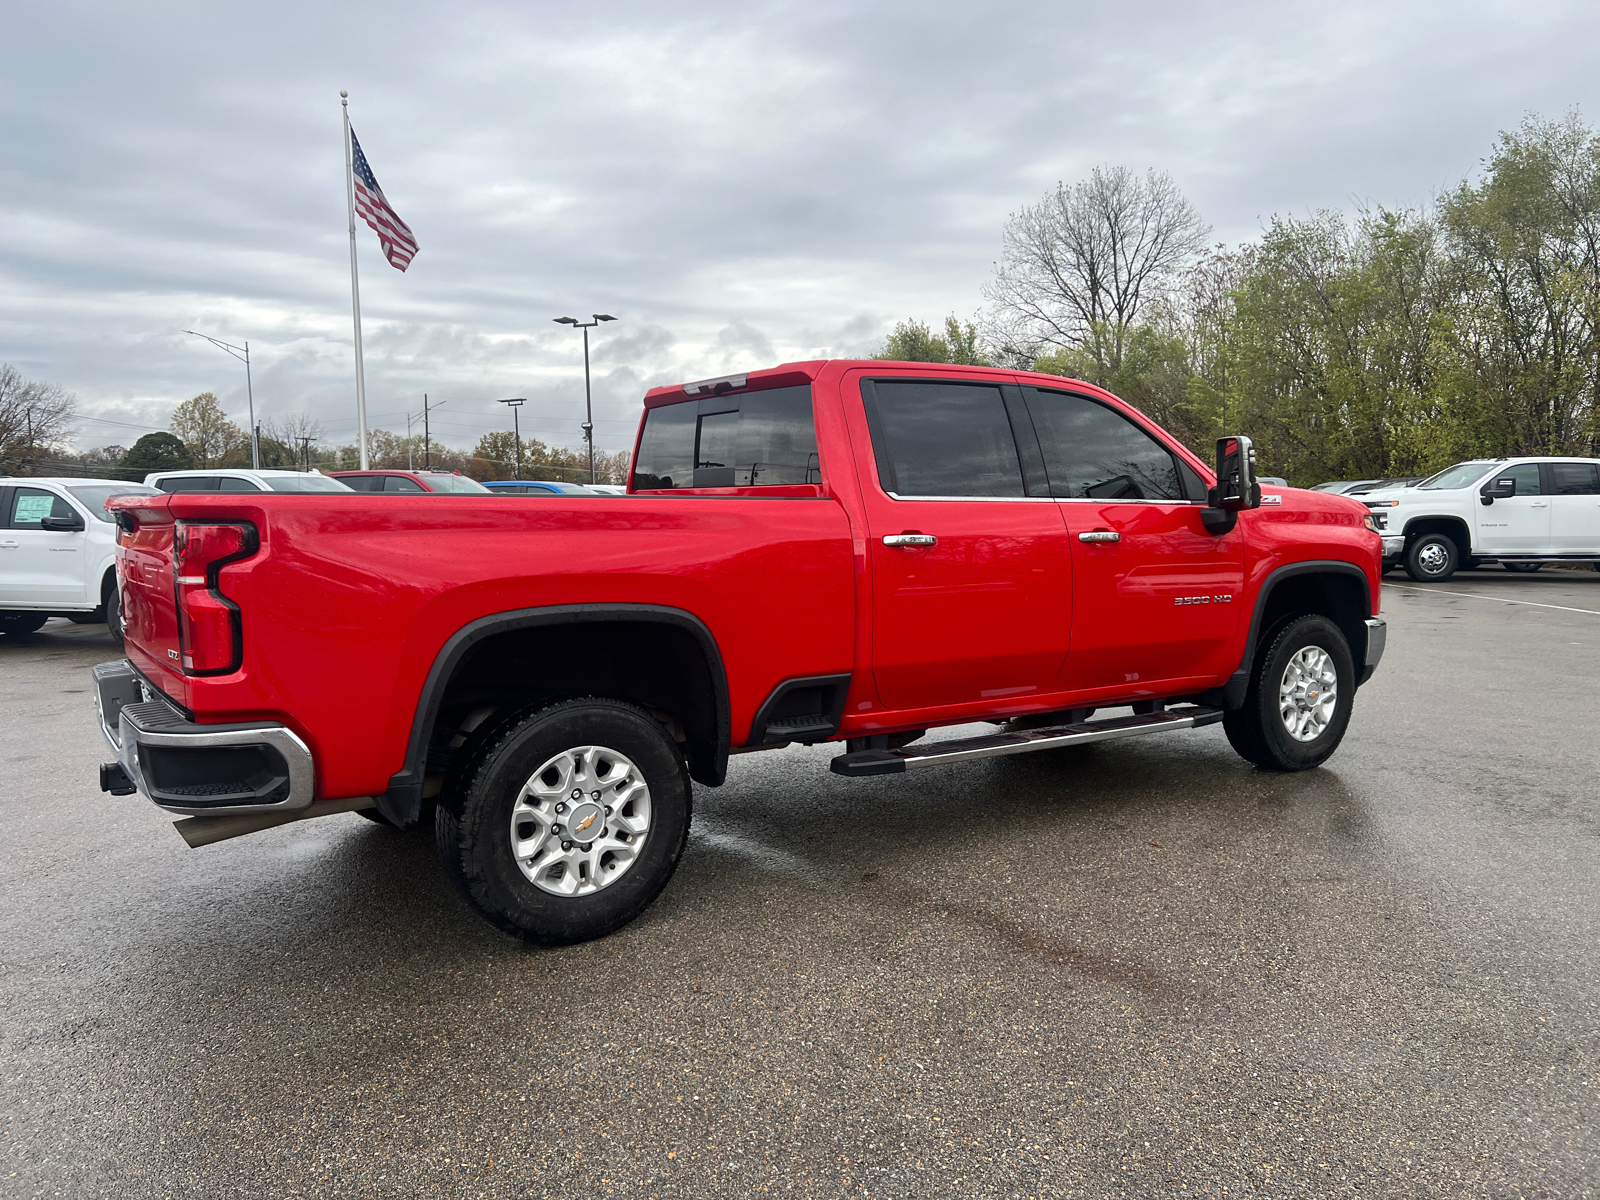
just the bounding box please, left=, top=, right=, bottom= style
left=1022, top=387, right=1244, bottom=692
left=0, top=486, right=88, bottom=605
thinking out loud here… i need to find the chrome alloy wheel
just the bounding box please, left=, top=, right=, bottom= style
left=1278, top=645, right=1338, bottom=742
left=1416, top=541, right=1450, bottom=575
left=509, top=745, right=652, bottom=897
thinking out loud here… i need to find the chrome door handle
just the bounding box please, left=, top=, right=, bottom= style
left=0, top=540, right=19, bottom=549
left=883, top=534, right=937, bottom=547
left=1078, top=530, right=1121, bottom=543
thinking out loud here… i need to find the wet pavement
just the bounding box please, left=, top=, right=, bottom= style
left=2, top=566, right=1598, bottom=1198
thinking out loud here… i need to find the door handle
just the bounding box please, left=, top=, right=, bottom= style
left=883, top=533, right=937, bottom=547
left=1531, top=502, right=1549, bottom=508
left=0, top=540, right=19, bottom=549
left=1078, top=530, right=1121, bottom=543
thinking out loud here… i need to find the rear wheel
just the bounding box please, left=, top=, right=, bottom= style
left=1404, top=532, right=1459, bottom=582
left=1223, top=615, right=1355, bottom=771
left=0, top=613, right=48, bottom=637
left=436, top=698, right=691, bottom=945
left=105, top=585, right=124, bottom=646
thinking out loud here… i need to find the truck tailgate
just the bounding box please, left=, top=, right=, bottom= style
left=112, top=497, right=186, bottom=701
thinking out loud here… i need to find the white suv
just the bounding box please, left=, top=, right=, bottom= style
left=143, top=468, right=354, bottom=493
left=1361, top=457, right=1600, bottom=581
left=0, top=477, right=159, bottom=639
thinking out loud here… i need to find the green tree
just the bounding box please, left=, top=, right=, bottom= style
left=122, top=431, right=193, bottom=473
left=170, top=392, right=245, bottom=468
left=876, top=316, right=989, bottom=364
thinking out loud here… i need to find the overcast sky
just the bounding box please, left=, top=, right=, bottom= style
left=4, top=0, right=1598, bottom=458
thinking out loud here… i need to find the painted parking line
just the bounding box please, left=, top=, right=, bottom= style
left=1386, top=583, right=1600, bottom=616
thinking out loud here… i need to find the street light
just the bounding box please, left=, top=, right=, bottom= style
left=183, top=330, right=259, bottom=468
left=498, top=398, right=527, bottom=479
left=553, top=313, right=617, bottom=483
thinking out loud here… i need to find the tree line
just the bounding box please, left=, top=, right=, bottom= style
left=882, top=110, right=1600, bottom=485
left=2, top=382, right=631, bottom=485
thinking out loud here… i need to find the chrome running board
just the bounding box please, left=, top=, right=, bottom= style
left=829, top=705, right=1224, bottom=777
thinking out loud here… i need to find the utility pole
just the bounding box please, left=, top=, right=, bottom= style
left=552, top=314, right=617, bottom=483
left=295, top=436, right=313, bottom=471
left=423, top=393, right=430, bottom=468
left=498, top=398, right=527, bottom=479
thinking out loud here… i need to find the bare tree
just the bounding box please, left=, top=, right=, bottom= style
left=0, top=363, right=77, bottom=475
left=984, top=166, right=1210, bottom=372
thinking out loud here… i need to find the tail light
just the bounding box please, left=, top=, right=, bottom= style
left=173, top=521, right=258, bottom=674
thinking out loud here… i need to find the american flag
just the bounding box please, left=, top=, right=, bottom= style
left=350, top=128, right=418, bottom=271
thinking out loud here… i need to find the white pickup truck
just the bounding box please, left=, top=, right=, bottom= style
left=1361, top=456, right=1600, bottom=581
left=0, top=477, right=158, bottom=638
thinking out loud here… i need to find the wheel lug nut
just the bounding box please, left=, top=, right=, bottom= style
left=604, top=806, right=612, bottom=815
left=590, top=791, right=601, bottom=801
left=562, top=841, right=573, bottom=850
left=555, top=803, right=566, bottom=813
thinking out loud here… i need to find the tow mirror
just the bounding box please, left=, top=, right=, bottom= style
left=1479, top=477, right=1515, bottom=505
left=1208, top=435, right=1260, bottom=512
left=40, top=515, right=85, bottom=532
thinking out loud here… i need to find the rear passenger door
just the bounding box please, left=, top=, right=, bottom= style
left=1546, top=462, right=1600, bottom=552
left=1021, top=386, right=1244, bottom=692
left=852, top=375, right=1072, bottom=712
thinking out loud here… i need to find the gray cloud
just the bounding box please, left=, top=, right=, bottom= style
left=3, top=0, right=1599, bottom=456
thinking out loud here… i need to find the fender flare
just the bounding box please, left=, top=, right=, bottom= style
left=1223, top=561, right=1372, bottom=709
left=377, top=603, right=731, bottom=827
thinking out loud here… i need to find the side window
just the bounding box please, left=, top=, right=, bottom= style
left=159, top=477, right=218, bottom=493
left=1548, top=463, right=1600, bottom=495
left=1022, top=388, right=1184, bottom=501
left=10, top=488, right=74, bottom=527
left=216, top=477, right=263, bottom=493
left=863, top=380, right=1024, bottom=498
left=338, top=476, right=377, bottom=492
left=1500, top=464, right=1541, bottom=496
left=384, top=476, right=426, bottom=493
left=634, top=385, right=819, bottom=489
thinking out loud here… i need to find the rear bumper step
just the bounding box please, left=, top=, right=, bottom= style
left=829, top=705, right=1225, bottom=777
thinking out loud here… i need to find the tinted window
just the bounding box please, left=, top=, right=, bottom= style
left=383, top=476, right=427, bottom=493
left=9, top=487, right=74, bottom=527
left=66, top=485, right=158, bottom=521
left=863, top=381, right=1023, bottom=498
left=1549, top=463, right=1600, bottom=495
left=1023, top=388, right=1183, bottom=501
left=158, top=477, right=219, bottom=493
left=1492, top=464, right=1541, bottom=496
left=424, top=474, right=491, bottom=494
left=217, top=477, right=264, bottom=493
left=336, top=475, right=381, bottom=492
left=634, top=385, right=819, bottom=489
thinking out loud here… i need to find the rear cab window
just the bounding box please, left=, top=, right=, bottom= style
left=633, top=384, right=820, bottom=491
left=860, top=379, right=1028, bottom=497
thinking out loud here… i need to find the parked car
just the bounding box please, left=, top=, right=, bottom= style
left=95, top=361, right=1384, bottom=945
left=587, top=484, right=627, bottom=496
left=145, top=469, right=355, bottom=493
left=1257, top=476, right=1288, bottom=487
left=1311, top=479, right=1382, bottom=494
left=329, top=470, right=493, bottom=494
left=481, top=480, right=602, bottom=496
left=1345, top=476, right=1422, bottom=496
left=1360, top=457, right=1600, bottom=580
left=0, top=477, right=158, bottom=639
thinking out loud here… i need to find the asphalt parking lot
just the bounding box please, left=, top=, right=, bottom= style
left=3, top=568, right=1598, bottom=1199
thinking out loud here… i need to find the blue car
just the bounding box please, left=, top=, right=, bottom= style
left=481, top=480, right=600, bottom=496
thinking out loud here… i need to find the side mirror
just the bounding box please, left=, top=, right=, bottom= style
left=1207, top=435, right=1260, bottom=513
left=1479, top=477, right=1515, bottom=505
left=40, top=515, right=85, bottom=532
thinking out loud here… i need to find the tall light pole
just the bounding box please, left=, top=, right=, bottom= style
left=553, top=314, right=617, bottom=483
left=184, top=330, right=259, bottom=468
left=498, top=398, right=526, bottom=479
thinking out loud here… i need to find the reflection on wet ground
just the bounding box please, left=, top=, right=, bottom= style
left=2, top=580, right=1597, bottom=1197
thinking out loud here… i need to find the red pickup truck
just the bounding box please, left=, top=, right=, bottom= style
left=94, top=361, right=1385, bottom=945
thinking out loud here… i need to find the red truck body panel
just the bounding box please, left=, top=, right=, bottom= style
left=110, top=360, right=1380, bottom=805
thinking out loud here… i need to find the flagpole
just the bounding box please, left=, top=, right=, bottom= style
left=340, top=90, right=370, bottom=470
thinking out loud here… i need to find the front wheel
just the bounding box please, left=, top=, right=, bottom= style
left=1404, top=533, right=1459, bottom=582
left=1502, top=562, right=1543, bottom=574
left=436, top=698, right=691, bottom=945
left=1223, top=615, right=1355, bottom=771
left=0, top=613, right=48, bottom=637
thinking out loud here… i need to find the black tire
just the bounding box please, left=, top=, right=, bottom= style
left=1223, top=614, right=1355, bottom=771
left=68, top=613, right=101, bottom=625
left=0, top=613, right=48, bottom=637
left=436, top=697, right=691, bottom=945
left=1404, top=532, right=1459, bottom=582
left=106, top=584, right=124, bottom=646
left=1503, top=562, right=1542, bottom=573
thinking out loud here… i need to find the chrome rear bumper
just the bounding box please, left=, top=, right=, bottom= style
left=93, top=659, right=315, bottom=816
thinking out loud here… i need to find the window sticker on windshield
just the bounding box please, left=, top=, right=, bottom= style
left=13, top=495, right=55, bottom=523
